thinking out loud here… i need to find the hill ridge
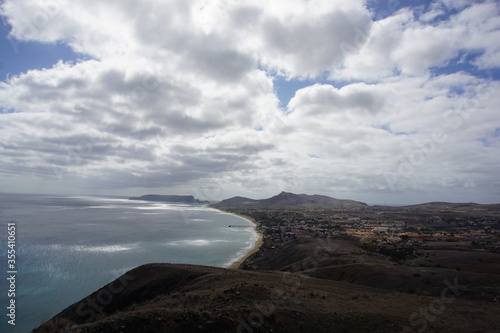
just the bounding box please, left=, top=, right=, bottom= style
left=211, top=191, right=367, bottom=209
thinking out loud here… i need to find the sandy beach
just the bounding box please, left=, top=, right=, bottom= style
left=209, top=207, right=263, bottom=269
left=228, top=226, right=263, bottom=269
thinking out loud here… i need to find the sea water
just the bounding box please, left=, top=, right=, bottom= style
left=0, top=194, right=257, bottom=333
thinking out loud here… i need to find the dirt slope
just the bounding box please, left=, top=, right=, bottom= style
left=34, top=262, right=499, bottom=333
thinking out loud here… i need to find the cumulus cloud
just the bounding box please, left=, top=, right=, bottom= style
left=336, top=1, right=500, bottom=80
left=273, top=73, right=500, bottom=201
left=0, top=0, right=499, bottom=204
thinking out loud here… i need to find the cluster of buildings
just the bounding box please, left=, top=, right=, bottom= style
left=226, top=208, right=499, bottom=252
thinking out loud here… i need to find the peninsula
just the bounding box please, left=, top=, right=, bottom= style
left=128, top=194, right=209, bottom=204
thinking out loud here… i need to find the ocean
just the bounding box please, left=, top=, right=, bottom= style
left=0, top=194, right=258, bottom=333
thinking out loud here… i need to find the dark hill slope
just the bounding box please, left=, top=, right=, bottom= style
left=245, top=238, right=500, bottom=303
left=403, top=202, right=480, bottom=209
left=212, top=191, right=367, bottom=209
left=34, top=263, right=499, bottom=333
left=212, top=196, right=257, bottom=206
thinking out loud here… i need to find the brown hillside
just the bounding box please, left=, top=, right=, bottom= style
left=34, top=262, right=499, bottom=333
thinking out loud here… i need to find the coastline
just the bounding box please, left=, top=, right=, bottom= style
left=208, top=207, right=263, bottom=269
left=228, top=226, right=263, bottom=269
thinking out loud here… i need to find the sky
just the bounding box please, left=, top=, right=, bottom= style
left=0, top=0, right=499, bottom=205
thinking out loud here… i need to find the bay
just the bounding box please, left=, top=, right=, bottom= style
left=0, top=194, right=257, bottom=333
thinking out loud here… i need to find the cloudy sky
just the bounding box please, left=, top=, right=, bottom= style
left=0, top=0, right=499, bottom=205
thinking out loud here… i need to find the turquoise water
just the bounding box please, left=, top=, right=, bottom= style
left=0, top=194, right=257, bottom=332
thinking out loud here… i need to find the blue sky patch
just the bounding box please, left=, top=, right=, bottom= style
left=376, top=124, right=409, bottom=136
left=0, top=21, right=87, bottom=81
left=479, top=137, right=491, bottom=147
left=273, top=75, right=348, bottom=108
left=431, top=50, right=500, bottom=81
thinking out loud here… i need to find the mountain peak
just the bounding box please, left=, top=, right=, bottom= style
left=276, top=191, right=296, bottom=197
left=212, top=191, right=367, bottom=210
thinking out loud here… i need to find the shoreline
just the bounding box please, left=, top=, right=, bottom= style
left=208, top=207, right=263, bottom=269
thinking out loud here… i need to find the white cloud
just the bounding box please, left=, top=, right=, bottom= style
left=265, top=72, right=500, bottom=202
left=392, top=25, right=458, bottom=74
left=440, top=0, right=476, bottom=11
left=0, top=0, right=499, bottom=204
left=256, top=2, right=372, bottom=78
left=332, top=9, right=413, bottom=81
left=336, top=1, right=500, bottom=80
left=452, top=2, right=500, bottom=69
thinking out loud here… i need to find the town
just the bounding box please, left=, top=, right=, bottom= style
left=223, top=204, right=500, bottom=262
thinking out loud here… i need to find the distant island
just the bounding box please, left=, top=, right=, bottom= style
left=129, top=194, right=209, bottom=204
